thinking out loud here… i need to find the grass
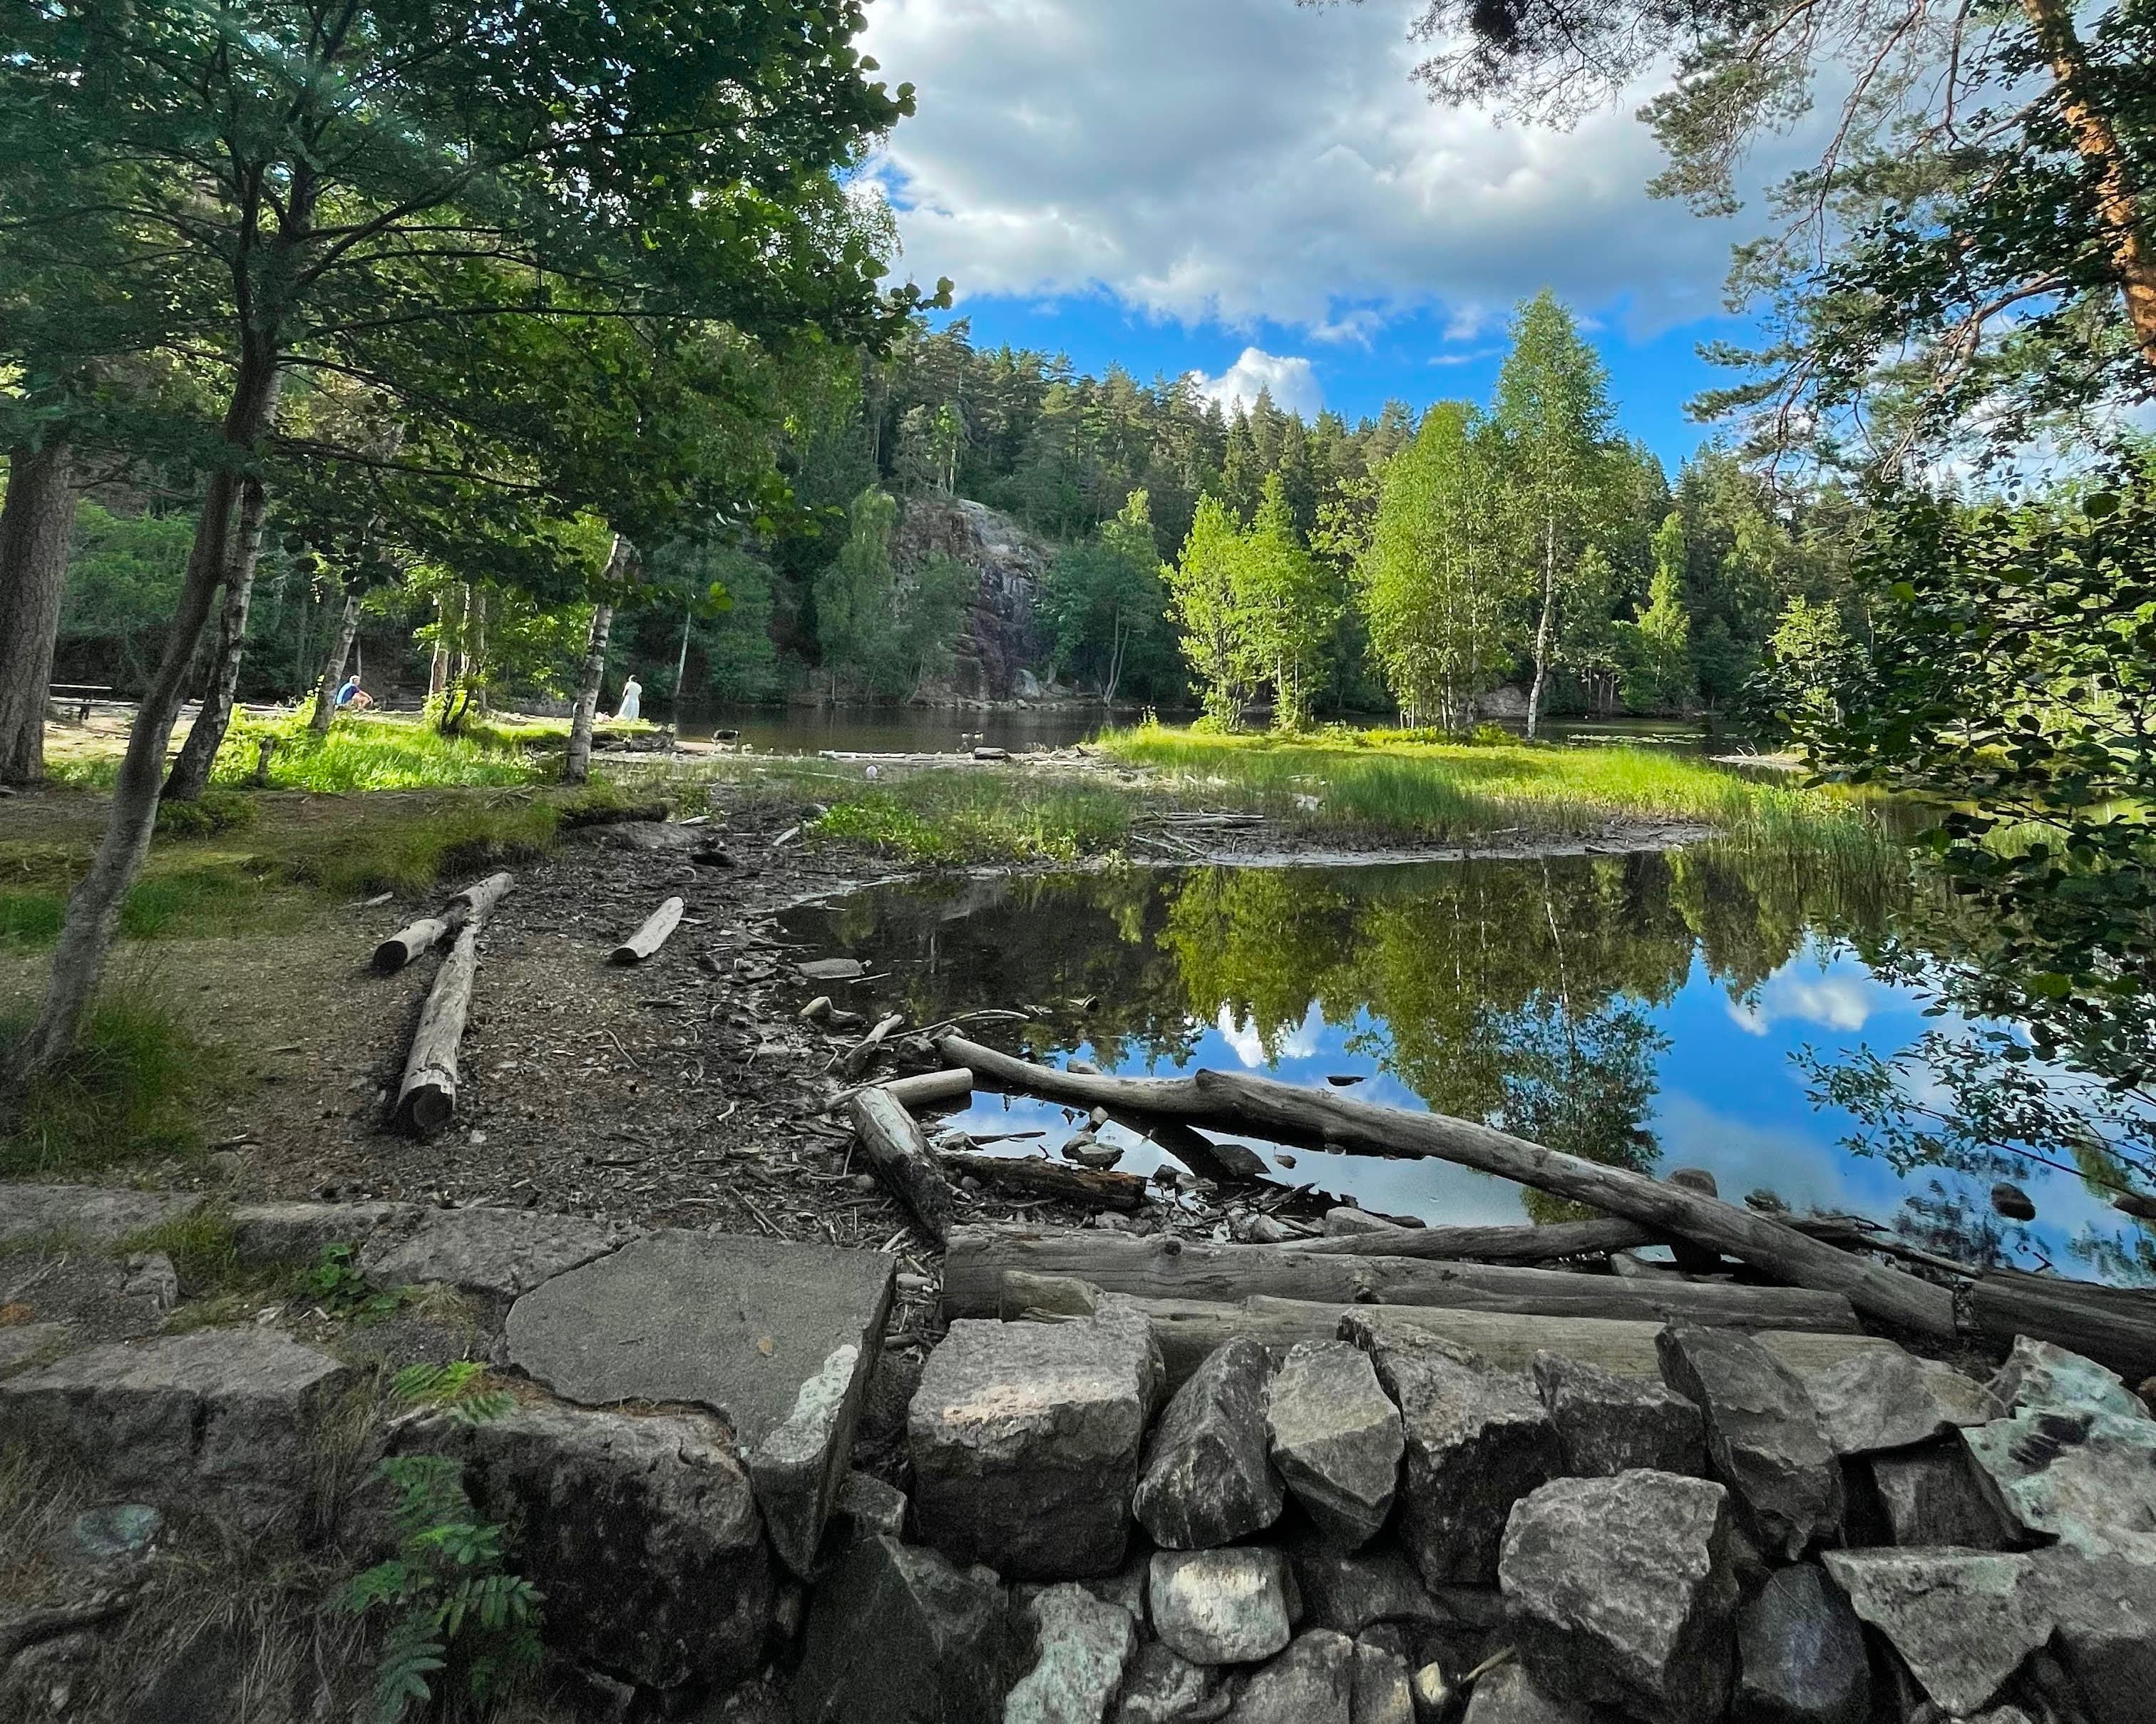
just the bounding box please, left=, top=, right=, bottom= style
left=0, top=983, right=230, bottom=1176
left=115, top=1207, right=242, bottom=1295
left=807, top=772, right=1136, bottom=864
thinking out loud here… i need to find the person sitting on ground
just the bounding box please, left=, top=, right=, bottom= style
left=334, top=673, right=374, bottom=712
left=613, top=674, right=642, bottom=722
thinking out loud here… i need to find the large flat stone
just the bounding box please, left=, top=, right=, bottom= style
left=0, top=1182, right=203, bottom=1246
left=1266, top=1340, right=1402, bottom=1550
left=423, top=1400, right=771, bottom=1692
left=506, top=1229, right=892, bottom=1580
left=793, top=1534, right=1008, bottom=1724
left=910, top=1309, right=1161, bottom=1579
left=229, top=1200, right=415, bottom=1265
left=1798, top=1347, right=2001, bottom=1457
left=0, top=1328, right=351, bottom=1529
left=1499, top=1469, right=1737, bottom=1724
left=361, top=1204, right=632, bottom=1295
left=1822, top=1548, right=2051, bottom=1718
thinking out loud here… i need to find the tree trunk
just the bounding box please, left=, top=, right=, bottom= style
left=165, top=475, right=269, bottom=802
left=1526, top=515, right=1555, bottom=739
left=427, top=591, right=448, bottom=699
left=0, top=439, right=77, bottom=785
left=15, top=355, right=281, bottom=1077
left=308, top=588, right=361, bottom=734
left=2021, top=0, right=2156, bottom=374
left=565, top=599, right=615, bottom=784
left=469, top=586, right=487, bottom=713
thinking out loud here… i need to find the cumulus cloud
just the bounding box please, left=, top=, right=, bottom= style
left=1727, top=970, right=1900, bottom=1037
left=860, top=0, right=1783, bottom=337
left=1189, top=348, right=1323, bottom=417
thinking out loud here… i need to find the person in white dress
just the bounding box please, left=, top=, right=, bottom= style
left=614, top=675, right=642, bottom=722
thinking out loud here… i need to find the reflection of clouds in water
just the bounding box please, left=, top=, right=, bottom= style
left=1650, top=1092, right=1870, bottom=1211
left=1213, top=1002, right=1323, bottom=1069
left=1728, top=968, right=1897, bottom=1037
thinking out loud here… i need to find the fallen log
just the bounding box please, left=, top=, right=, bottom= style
left=371, top=871, right=515, bottom=973
left=608, top=896, right=684, bottom=965
left=1000, top=1276, right=1898, bottom=1390
left=842, top=1012, right=907, bottom=1079
left=942, top=1226, right=1857, bottom=1333
left=396, top=923, right=480, bottom=1135
left=847, top=1086, right=955, bottom=1247
left=880, top=1069, right=974, bottom=1111
left=1104, top=1110, right=1256, bottom=1186
left=1968, top=1269, right=2156, bottom=1381
left=938, top=1151, right=1150, bottom=1211
left=1290, top=1215, right=1658, bottom=1263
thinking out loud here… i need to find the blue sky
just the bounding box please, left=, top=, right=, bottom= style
left=860, top=0, right=1815, bottom=476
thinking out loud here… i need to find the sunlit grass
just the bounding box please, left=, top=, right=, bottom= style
left=808, top=772, right=1134, bottom=864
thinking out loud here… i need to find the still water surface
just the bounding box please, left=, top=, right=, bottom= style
left=781, top=843, right=2116, bottom=1273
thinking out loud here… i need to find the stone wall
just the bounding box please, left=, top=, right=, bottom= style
left=890, top=494, right=1054, bottom=701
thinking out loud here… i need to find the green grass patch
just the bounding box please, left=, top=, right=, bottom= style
left=0, top=985, right=230, bottom=1176
left=1097, top=723, right=1873, bottom=847
left=0, top=892, right=63, bottom=948
left=807, top=771, right=1135, bottom=864
left=115, top=1207, right=242, bottom=1296
left=279, top=796, right=561, bottom=899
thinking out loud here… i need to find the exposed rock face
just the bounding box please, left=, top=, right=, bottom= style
left=1798, top=1347, right=2001, bottom=1456
left=0, top=1328, right=351, bottom=1529
left=1991, top=1336, right=2150, bottom=1422
left=1656, top=1325, right=1842, bottom=1560
left=1733, top=1564, right=1871, bottom=1724
left=1498, top=1469, right=1737, bottom=1724
left=1266, top=1340, right=1403, bottom=1549
left=911, top=1310, right=1161, bottom=1577
left=0, top=1183, right=204, bottom=1246
left=1006, top=1583, right=1139, bottom=1724
left=1351, top=1325, right=1557, bottom=1586
left=1962, top=1400, right=2156, bottom=1561
left=893, top=496, right=1054, bottom=701
left=1149, top=1547, right=1295, bottom=1666
left=1225, top=1628, right=1354, bottom=1723
left=1112, top=1641, right=1225, bottom=1724
left=1821, top=1548, right=2051, bottom=1718
left=1288, top=1546, right=1444, bottom=1638
left=793, top=1534, right=1008, bottom=1724
left=505, top=1228, right=894, bottom=1580
left=1134, top=1340, right=1283, bottom=1550
left=1865, top=1443, right=2013, bottom=1549
left=2043, top=1551, right=2156, bottom=1724
left=1531, top=1352, right=1704, bottom=1479
left=357, top=1204, right=631, bottom=1295
left=431, top=1400, right=771, bottom=1693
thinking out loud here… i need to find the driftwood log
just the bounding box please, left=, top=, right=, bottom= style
left=1970, top=1270, right=2156, bottom=1381
left=847, top=1086, right=955, bottom=1246
left=396, top=923, right=481, bottom=1134
left=942, top=1226, right=1859, bottom=1332
left=878, top=1069, right=974, bottom=1111
left=1292, top=1214, right=1660, bottom=1263
left=937, top=1036, right=1956, bottom=1340
left=1001, top=1275, right=1897, bottom=1391
left=371, top=871, right=514, bottom=973
left=938, top=1151, right=1151, bottom=1211
left=608, top=896, right=684, bottom=965
left=842, top=1012, right=907, bottom=1080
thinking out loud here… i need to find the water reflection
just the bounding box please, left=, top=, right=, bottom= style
left=781, top=841, right=2114, bottom=1265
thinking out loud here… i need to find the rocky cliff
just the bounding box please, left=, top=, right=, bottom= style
left=891, top=494, right=1054, bottom=701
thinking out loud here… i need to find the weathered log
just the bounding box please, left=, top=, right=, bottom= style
left=847, top=1086, right=955, bottom=1247
left=608, top=896, right=684, bottom=965
left=1968, top=1269, right=2156, bottom=1381
left=1000, top=1278, right=1899, bottom=1391
left=396, top=923, right=480, bottom=1135
left=1322, top=1206, right=1424, bottom=1236
left=939, top=1035, right=1955, bottom=1338
left=1291, top=1215, right=1658, bottom=1263
left=941, top=1226, right=1857, bottom=1333
left=372, top=871, right=515, bottom=973
left=938, top=1151, right=1150, bottom=1211
left=560, top=800, right=669, bottom=829
left=842, top=1012, right=907, bottom=1079
left=880, top=1068, right=974, bottom=1111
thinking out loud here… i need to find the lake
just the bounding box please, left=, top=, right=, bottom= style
left=781, top=841, right=2122, bottom=1276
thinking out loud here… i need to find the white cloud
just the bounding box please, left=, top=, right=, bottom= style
left=1216, top=1006, right=1268, bottom=1069
left=1727, top=970, right=1897, bottom=1037
left=1189, top=348, right=1323, bottom=417
left=861, top=0, right=1787, bottom=337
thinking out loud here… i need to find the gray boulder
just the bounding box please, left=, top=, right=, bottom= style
left=1799, top=1347, right=2002, bottom=1456
left=1458, top=1665, right=1593, bottom=1723
left=1266, top=1340, right=1403, bottom=1550
left=0, top=1182, right=202, bottom=1247
left=1112, top=1642, right=1225, bottom=1724
left=1351, top=1638, right=1415, bottom=1724
left=1348, top=1323, right=1556, bottom=1586
left=428, top=1400, right=771, bottom=1692
left=1866, top=1443, right=2013, bottom=1549
left=1288, top=1546, right=1444, bottom=1637
left=1963, top=1402, right=2156, bottom=1561
left=0, top=1328, right=351, bottom=1530
left=1991, top=1336, right=2150, bottom=1422
left=1006, top=1583, right=1138, bottom=1724
left=358, top=1204, right=630, bottom=1295
left=1225, top=1628, right=1353, bottom=1723
left=1498, top=1469, right=1737, bottom=1724
left=228, top=1199, right=414, bottom=1265
left=1822, top=1548, right=2051, bottom=1718
left=2041, top=1549, right=2156, bottom=1724
left=1150, top=1547, right=1294, bottom=1666
left=1531, top=1352, right=1703, bottom=1478
left=1134, top=1340, right=1284, bottom=1549
left=794, top=1534, right=1008, bottom=1724
left=1656, top=1325, right=1842, bottom=1560
left=912, top=1310, right=1161, bottom=1577
left=828, top=1470, right=908, bottom=1547
left=1734, top=1564, right=1870, bottom=1724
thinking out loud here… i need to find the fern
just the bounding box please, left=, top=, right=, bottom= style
left=343, top=1365, right=543, bottom=1722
